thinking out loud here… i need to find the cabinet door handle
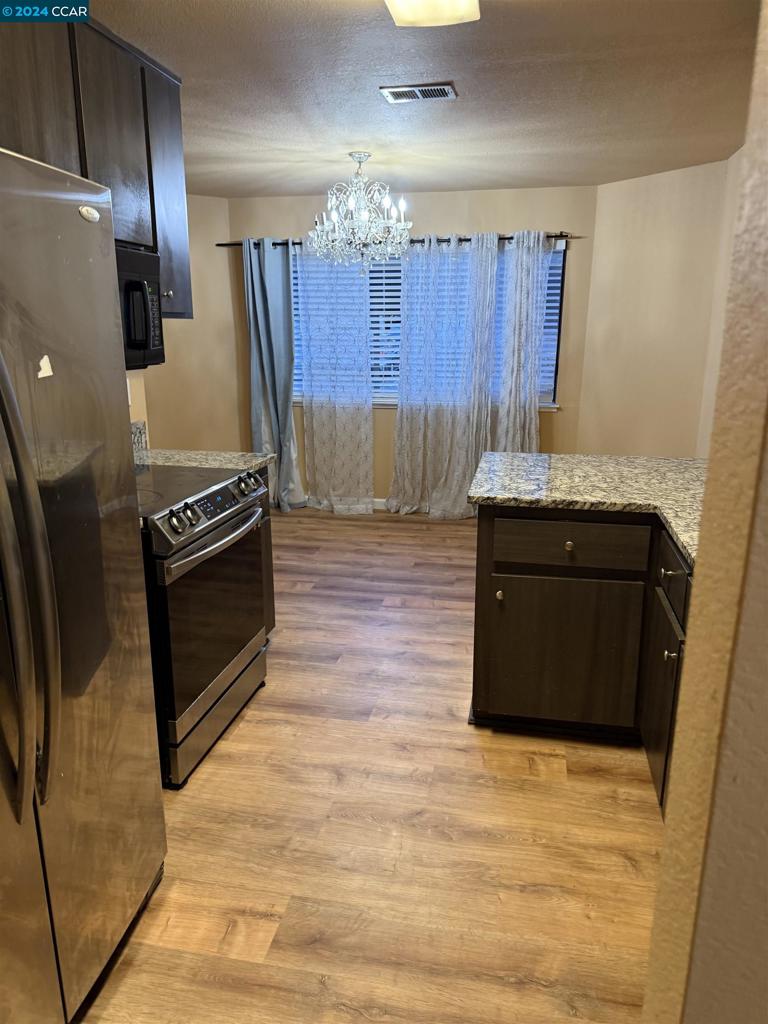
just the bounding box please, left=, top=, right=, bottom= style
left=663, top=649, right=679, bottom=662
left=564, top=540, right=575, bottom=552
left=162, top=289, right=174, bottom=299
left=495, top=590, right=504, bottom=602
left=660, top=567, right=679, bottom=579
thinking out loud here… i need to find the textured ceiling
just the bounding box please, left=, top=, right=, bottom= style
left=91, top=0, right=759, bottom=197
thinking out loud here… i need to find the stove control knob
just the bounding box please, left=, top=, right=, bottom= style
left=183, top=502, right=201, bottom=525
left=168, top=509, right=187, bottom=533
left=237, top=475, right=253, bottom=495
left=248, top=472, right=264, bottom=489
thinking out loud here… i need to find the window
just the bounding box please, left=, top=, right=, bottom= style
left=291, top=244, right=565, bottom=404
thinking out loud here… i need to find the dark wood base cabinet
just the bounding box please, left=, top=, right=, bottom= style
left=639, top=587, right=685, bottom=806
left=471, top=504, right=693, bottom=810
left=481, top=573, right=644, bottom=726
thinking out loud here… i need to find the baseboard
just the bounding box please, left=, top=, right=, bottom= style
left=373, top=498, right=389, bottom=511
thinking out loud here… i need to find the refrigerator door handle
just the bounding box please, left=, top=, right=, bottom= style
left=0, top=352, right=61, bottom=805
left=0, top=435, right=37, bottom=824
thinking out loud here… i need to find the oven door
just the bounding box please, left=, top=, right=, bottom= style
left=156, top=506, right=265, bottom=741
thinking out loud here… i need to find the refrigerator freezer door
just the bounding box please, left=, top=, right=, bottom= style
left=0, top=598, right=63, bottom=1024
left=0, top=149, right=166, bottom=1019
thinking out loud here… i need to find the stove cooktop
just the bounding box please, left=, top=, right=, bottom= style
left=134, top=463, right=244, bottom=521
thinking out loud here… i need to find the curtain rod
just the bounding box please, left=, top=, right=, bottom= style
left=215, top=231, right=579, bottom=249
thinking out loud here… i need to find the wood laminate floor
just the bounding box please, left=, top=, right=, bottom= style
left=85, top=510, right=664, bottom=1024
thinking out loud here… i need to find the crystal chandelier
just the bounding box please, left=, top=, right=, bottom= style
left=307, top=152, right=412, bottom=266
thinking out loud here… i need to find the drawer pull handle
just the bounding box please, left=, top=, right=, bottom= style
left=663, top=649, right=679, bottom=662
left=660, top=567, right=680, bottom=579
left=495, top=590, right=504, bottom=602
left=564, top=540, right=575, bottom=552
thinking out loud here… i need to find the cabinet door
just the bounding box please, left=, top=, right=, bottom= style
left=74, top=25, right=153, bottom=246
left=640, top=587, right=685, bottom=805
left=482, top=574, right=644, bottom=727
left=0, top=24, right=80, bottom=174
left=144, top=66, right=193, bottom=317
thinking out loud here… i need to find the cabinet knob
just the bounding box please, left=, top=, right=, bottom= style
left=564, top=540, right=575, bottom=552
left=495, top=590, right=504, bottom=602
left=162, top=289, right=174, bottom=299
left=663, top=649, right=679, bottom=662
left=660, top=567, right=679, bottom=579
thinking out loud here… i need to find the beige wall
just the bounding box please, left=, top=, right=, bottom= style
left=695, top=149, right=744, bottom=455
left=577, top=160, right=732, bottom=457
left=144, top=194, right=251, bottom=451
left=642, top=6, right=768, bottom=1016
left=126, top=369, right=149, bottom=441
left=683, top=423, right=768, bottom=1022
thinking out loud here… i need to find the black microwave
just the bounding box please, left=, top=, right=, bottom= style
left=116, top=245, right=165, bottom=370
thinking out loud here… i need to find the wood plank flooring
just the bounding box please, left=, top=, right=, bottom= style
left=84, top=509, right=664, bottom=1024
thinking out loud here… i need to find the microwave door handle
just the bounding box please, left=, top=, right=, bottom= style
left=125, top=282, right=148, bottom=349
left=140, top=280, right=151, bottom=342
left=0, top=352, right=61, bottom=806
left=158, top=507, right=263, bottom=586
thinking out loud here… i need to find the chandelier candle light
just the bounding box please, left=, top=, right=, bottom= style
left=307, top=152, right=412, bottom=266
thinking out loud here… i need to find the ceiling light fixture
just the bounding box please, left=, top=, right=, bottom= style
left=307, top=152, right=412, bottom=267
left=384, top=0, right=480, bottom=27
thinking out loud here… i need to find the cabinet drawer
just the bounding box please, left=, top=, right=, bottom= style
left=492, top=518, right=650, bottom=571
left=655, top=531, right=691, bottom=626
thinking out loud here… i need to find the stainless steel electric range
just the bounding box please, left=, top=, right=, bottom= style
left=135, top=462, right=270, bottom=787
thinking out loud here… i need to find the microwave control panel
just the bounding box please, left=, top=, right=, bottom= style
left=148, top=286, right=162, bottom=349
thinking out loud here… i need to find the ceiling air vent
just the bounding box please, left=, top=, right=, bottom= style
left=379, top=82, right=457, bottom=104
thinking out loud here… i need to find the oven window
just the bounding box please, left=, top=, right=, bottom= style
left=164, top=525, right=264, bottom=720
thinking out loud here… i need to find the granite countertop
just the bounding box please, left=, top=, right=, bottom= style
left=134, top=447, right=275, bottom=473
left=469, top=452, right=706, bottom=565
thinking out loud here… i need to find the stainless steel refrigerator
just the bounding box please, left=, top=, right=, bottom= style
left=0, top=149, right=166, bottom=1022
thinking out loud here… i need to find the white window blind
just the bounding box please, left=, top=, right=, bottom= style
left=292, top=244, right=565, bottom=403
left=290, top=254, right=304, bottom=396
left=541, top=247, right=565, bottom=403
left=367, top=259, right=402, bottom=398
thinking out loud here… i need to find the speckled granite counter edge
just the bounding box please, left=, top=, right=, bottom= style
left=468, top=491, right=696, bottom=565
left=135, top=448, right=276, bottom=473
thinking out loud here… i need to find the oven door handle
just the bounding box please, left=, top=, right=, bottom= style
left=158, top=507, right=263, bottom=586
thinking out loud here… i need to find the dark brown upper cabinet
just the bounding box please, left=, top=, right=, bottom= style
left=0, top=25, right=81, bottom=175
left=144, top=66, right=193, bottom=318
left=74, top=24, right=153, bottom=248
left=0, top=20, right=193, bottom=320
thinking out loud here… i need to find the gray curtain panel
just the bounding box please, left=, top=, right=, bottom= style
left=242, top=237, right=306, bottom=511
left=387, top=233, right=499, bottom=519
left=293, top=248, right=374, bottom=515
left=388, top=230, right=554, bottom=519
left=492, top=230, right=555, bottom=452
